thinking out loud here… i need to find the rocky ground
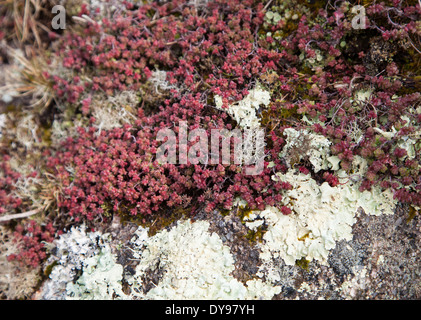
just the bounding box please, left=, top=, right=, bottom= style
left=1, top=0, right=420, bottom=300
left=21, top=202, right=420, bottom=300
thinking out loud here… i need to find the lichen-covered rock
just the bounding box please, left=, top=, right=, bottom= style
left=328, top=240, right=366, bottom=278
left=244, top=157, right=396, bottom=270
left=66, top=243, right=126, bottom=300
left=127, top=219, right=281, bottom=300
left=40, top=220, right=281, bottom=300
left=279, top=128, right=332, bottom=172
left=40, top=226, right=115, bottom=300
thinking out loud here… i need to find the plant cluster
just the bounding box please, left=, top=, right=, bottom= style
left=0, top=157, right=23, bottom=215
left=49, top=106, right=292, bottom=223
left=6, top=220, right=56, bottom=268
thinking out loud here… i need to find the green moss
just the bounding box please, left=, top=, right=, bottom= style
left=100, top=203, right=113, bottom=218
left=4, top=104, right=18, bottom=113
left=220, top=208, right=231, bottom=217
left=40, top=123, right=52, bottom=147
left=296, top=0, right=328, bottom=12
left=245, top=225, right=267, bottom=243
left=119, top=204, right=190, bottom=237
left=236, top=204, right=253, bottom=221
left=260, top=104, right=300, bottom=133
left=407, top=205, right=419, bottom=223
left=397, top=76, right=421, bottom=96
left=295, top=257, right=310, bottom=270
left=44, top=260, right=58, bottom=277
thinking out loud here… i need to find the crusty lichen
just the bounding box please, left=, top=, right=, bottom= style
left=40, top=220, right=282, bottom=300
left=127, top=219, right=281, bottom=300
left=214, top=85, right=271, bottom=129
left=279, top=127, right=333, bottom=172
left=66, top=243, right=126, bottom=300
left=40, top=225, right=123, bottom=300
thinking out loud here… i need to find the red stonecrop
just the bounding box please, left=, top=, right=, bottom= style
left=0, top=156, right=22, bottom=215
left=7, top=221, right=57, bottom=268
left=45, top=0, right=421, bottom=218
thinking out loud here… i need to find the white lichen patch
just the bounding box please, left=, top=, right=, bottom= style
left=92, top=91, right=137, bottom=134
left=243, top=126, right=399, bottom=274
left=16, top=114, right=40, bottom=150
left=51, top=117, right=84, bottom=143
left=51, top=91, right=137, bottom=142
left=41, top=220, right=281, bottom=300
left=0, top=112, right=42, bottom=151
left=353, top=89, right=373, bottom=104
left=257, top=171, right=357, bottom=267
left=149, top=70, right=177, bottom=93
left=214, top=85, right=271, bottom=129
left=92, top=104, right=134, bottom=134
left=66, top=243, right=126, bottom=300
left=280, top=127, right=332, bottom=172
left=40, top=225, right=124, bottom=300
left=0, top=48, right=25, bottom=104
left=128, top=219, right=281, bottom=300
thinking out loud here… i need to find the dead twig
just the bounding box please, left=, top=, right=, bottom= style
left=0, top=207, right=43, bottom=223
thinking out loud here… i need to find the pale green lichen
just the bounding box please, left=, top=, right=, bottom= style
left=15, top=114, right=40, bottom=150
left=299, top=49, right=325, bottom=70
left=214, top=85, right=271, bottom=129
left=374, top=115, right=421, bottom=160
left=40, top=225, right=125, bottom=300
left=42, top=220, right=281, bottom=300
left=127, top=219, right=281, bottom=300
left=149, top=70, right=177, bottom=93
left=279, top=127, right=333, bottom=172
left=353, top=89, right=373, bottom=104
left=66, top=244, right=126, bottom=300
